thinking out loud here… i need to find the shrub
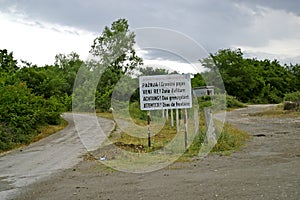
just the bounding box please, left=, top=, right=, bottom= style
left=284, top=91, right=300, bottom=111
left=284, top=91, right=300, bottom=103
left=197, top=94, right=245, bottom=111
left=0, top=82, right=64, bottom=151
left=226, top=95, right=246, bottom=108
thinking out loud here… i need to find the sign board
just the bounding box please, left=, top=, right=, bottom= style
left=193, top=86, right=214, bottom=97
left=139, top=74, right=192, bottom=110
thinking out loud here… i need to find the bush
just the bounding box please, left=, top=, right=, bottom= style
left=197, top=94, right=245, bottom=111
left=284, top=91, right=300, bottom=103
left=284, top=91, right=300, bottom=111
left=129, top=101, right=148, bottom=120
left=226, top=95, right=246, bottom=108
left=212, top=123, right=249, bottom=153
left=0, top=124, right=14, bottom=151
left=0, top=82, right=64, bottom=151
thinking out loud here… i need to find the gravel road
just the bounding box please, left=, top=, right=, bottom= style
left=0, top=113, right=114, bottom=200
left=1, top=105, right=300, bottom=200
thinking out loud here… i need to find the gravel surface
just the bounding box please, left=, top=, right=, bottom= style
left=2, top=105, right=300, bottom=200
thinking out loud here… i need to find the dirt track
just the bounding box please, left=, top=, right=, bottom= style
left=0, top=113, right=114, bottom=200
left=4, top=105, right=300, bottom=199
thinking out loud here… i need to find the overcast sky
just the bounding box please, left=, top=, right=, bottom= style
left=0, top=0, right=300, bottom=73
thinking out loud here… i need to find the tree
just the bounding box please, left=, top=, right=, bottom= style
left=0, top=49, right=19, bottom=85
left=191, top=73, right=206, bottom=88
left=139, top=67, right=178, bottom=76
left=0, top=49, right=18, bottom=73
left=0, top=50, right=65, bottom=151
left=90, top=18, right=143, bottom=74
left=286, top=63, right=300, bottom=91
left=201, top=48, right=260, bottom=102
left=89, top=19, right=143, bottom=111
left=54, top=52, right=83, bottom=96
left=200, top=48, right=296, bottom=103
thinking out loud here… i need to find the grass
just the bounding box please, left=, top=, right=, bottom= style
left=113, top=120, right=177, bottom=153
left=178, top=121, right=249, bottom=160
left=0, top=119, right=68, bottom=155
left=96, top=112, right=114, bottom=120
left=211, top=122, right=250, bottom=154
left=96, top=108, right=250, bottom=165
left=33, top=119, right=68, bottom=143
left=249, top=104, right=300, bottom=118
left=99, top=113, right=177, bottom=152
left=93, top=101, right=250, bottom=170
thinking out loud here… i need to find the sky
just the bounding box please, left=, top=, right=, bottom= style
left=0, top=0, right=300, bottom=73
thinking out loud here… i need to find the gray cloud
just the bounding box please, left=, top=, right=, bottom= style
left=0, top=0, right=299, bottom=64
left=234, top=0, right=300, bottom=16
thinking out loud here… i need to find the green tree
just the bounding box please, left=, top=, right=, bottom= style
left=201, top=49, right=261, bottom=102
left=90, top=18, right=143, bottom=74
left=258, top=59, right=295, bottom=103
left=286, top=63, right=300, bottom=91
left=191, top=73, right=206, bottom=88
left=89, top=19, right=143, bottom=111
left=0, top=49, right=19, bottom=85
left=0, top=49, right=65, bottom=151
left=139, top=67, right=178, bottom=76
left=200, top=48, right=296, bottom=103
left=0, top=49, right=18, bottom=73
left=54, top=52, right=83, bottom=95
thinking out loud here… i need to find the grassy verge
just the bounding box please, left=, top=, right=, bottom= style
left=94, top=99, right=249, bottom=166
left=211, top=123, right=250, bottom=154
left=0, top=119, right=68, bottom=155
left=179, top=122, right=250, bottom=161
left=249, top=104, right=300, bottom=118
left=33, top=119, right=68, bottom=143
left=96, top=111, right=249, bottom=163
left=96, top=112, right=114, bottom=120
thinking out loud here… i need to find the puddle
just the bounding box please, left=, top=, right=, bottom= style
left=274, top=131, right=289, bottom=135
left=253, top=134, right=266, bottom=137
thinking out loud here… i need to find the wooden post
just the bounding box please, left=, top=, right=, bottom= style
left=162, top=109, right=165, bottom=118
left=184, top=108, right=188, bottom=148
left=166, top=109, right=169, bottom=120
left=147, top=111, right=151, bottom=147
left=194, top=107, right=199, bottom=135
left=204, top=108, right=217, bottom=144
left=171, top=109, right=174, bottom=127
left=176, top=109, right=179, bottom=132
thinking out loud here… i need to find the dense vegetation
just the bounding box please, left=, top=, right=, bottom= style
left=192, top=48, right=300, bottom=104
left=0, top=50, right=80, bottom=151
left=1, top=19, right=299, bottom=152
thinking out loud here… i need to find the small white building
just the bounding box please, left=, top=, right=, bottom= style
left=193, top=86, right=214, bottom=97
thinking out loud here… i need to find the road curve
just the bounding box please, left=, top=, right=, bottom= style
left=10, top=104, right=300, bottom=200
left=0, top=113, right=114, bottom=200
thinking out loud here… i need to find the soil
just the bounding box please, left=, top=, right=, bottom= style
left=11, top=105, right=300, bottom=199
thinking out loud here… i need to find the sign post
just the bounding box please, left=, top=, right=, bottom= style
left=184, top=108, right=188, bottom=148
left=176, top=109, right=179, bottom=132
left=147, top=111, right=151, bottom=147
left=139, top=74, right=192, bottom=148
left=171, top=109, right=174, bottom=127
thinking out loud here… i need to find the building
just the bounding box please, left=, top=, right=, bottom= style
left=193, top=86, right=214, bottom=97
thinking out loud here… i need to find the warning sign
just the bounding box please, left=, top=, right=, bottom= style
left=139, top=74, right=192, bottom=110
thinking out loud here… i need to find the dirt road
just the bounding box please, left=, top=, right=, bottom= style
left=0, top=113, right=114, bottom=200
left=2, top=105, right=300, bottom=200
